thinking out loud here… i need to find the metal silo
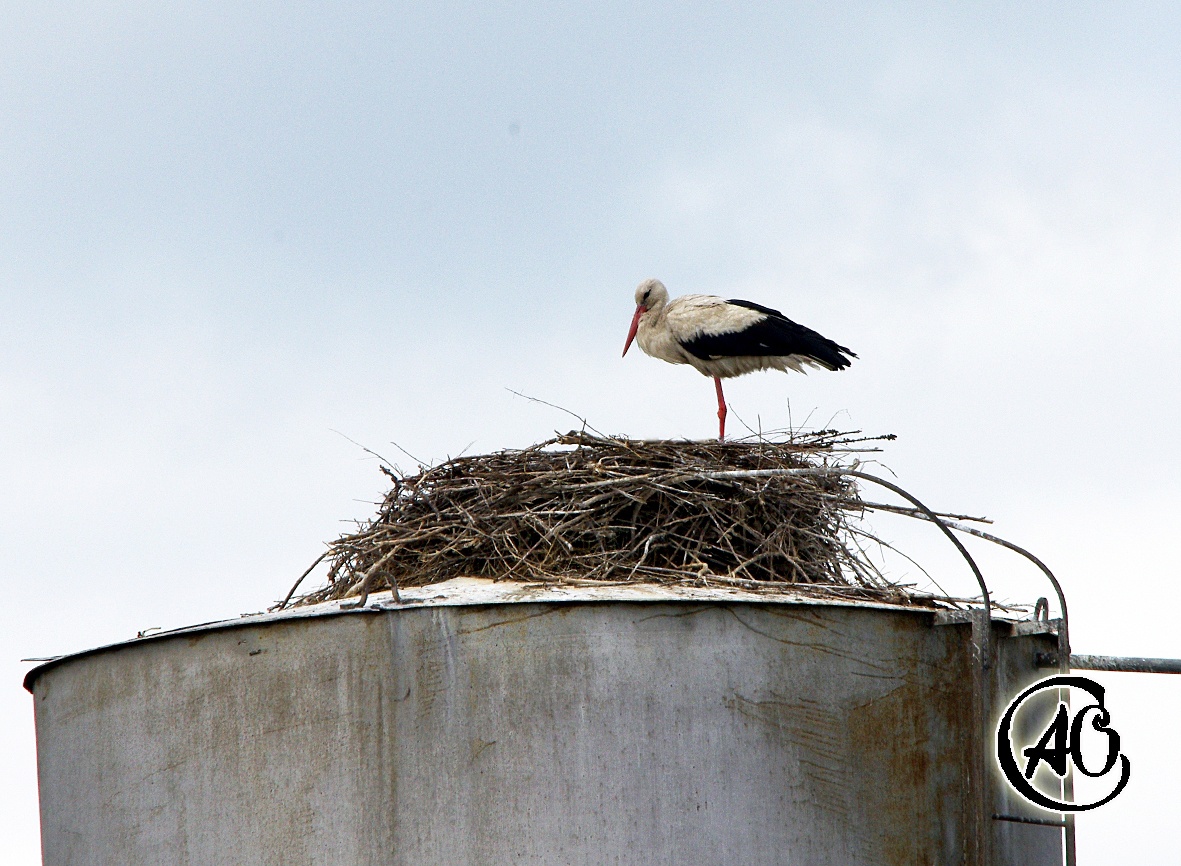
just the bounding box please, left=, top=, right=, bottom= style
left=26, top=579, right=1062, bottom=865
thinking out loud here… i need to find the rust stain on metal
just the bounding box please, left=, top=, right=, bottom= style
left=726, top=693, right=852, bottom=818
left=847, top=682, right=936, bottom=865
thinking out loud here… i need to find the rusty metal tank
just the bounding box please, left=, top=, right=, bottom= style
left=25, top=579, right=1061, bottom=865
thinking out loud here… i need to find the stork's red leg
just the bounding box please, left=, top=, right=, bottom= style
left=714, top=377, right=727, bottom=441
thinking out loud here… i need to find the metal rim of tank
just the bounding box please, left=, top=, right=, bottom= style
left=22, top=577, right=953, bottom=694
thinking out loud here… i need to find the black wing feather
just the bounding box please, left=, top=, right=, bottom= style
left=680, top=299, right=856, bottom=370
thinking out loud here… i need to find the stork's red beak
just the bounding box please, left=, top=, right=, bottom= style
left=622, top=304, right=647, bottom=356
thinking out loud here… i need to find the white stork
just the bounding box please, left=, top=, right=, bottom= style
left=622, top=278, right=856, bottom=440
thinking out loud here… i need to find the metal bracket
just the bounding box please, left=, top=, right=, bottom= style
left=1010, top=618, right=1061, bottom=637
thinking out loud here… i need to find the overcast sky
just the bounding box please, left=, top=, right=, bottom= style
left=4, top=4, right=1180, bottom=863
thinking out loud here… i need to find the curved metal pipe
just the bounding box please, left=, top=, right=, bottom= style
left=839, top=470, right=993, bottom=635
left=930, top=518, right=1069, bottom=666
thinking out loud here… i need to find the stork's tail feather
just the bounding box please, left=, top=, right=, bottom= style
left=804, top=340, right=856, bottom=371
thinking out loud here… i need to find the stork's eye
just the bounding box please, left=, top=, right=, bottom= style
left=642, top=290, right=650, bottom=303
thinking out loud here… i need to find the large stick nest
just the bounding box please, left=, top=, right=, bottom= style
left=288, top=430, right=946, bottom=608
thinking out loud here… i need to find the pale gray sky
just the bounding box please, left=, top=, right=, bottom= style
left=4, top=4, right=1180, bottom=862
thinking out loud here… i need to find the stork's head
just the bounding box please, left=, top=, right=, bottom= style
left=623, top=278, right=668, bottom=356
